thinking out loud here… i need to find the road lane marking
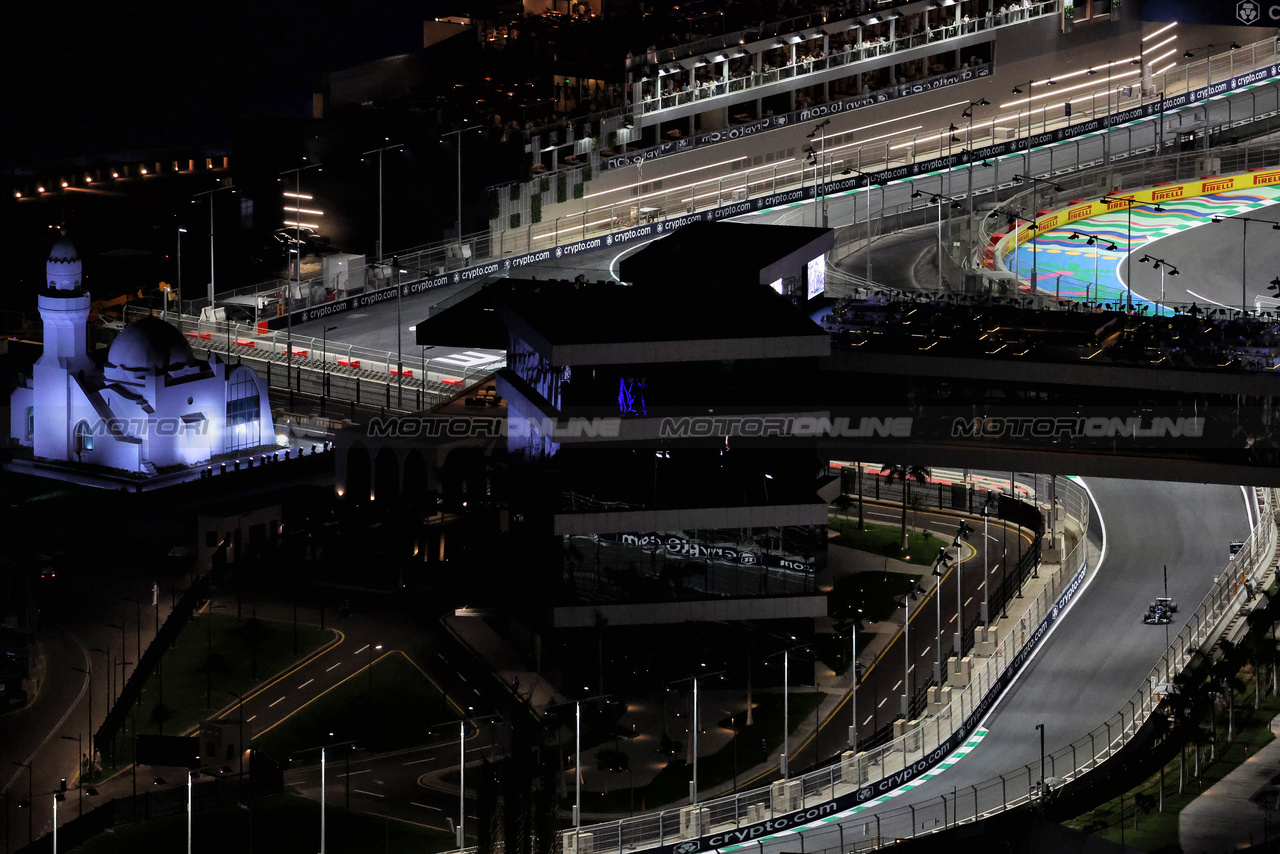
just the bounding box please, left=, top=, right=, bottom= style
left=340, top=769, right=372, bottom=778
left=404, top=757, right=436, bottom=766
left=412, top=802, right=442, bottom=811
left=269, top=696, right=286, bottom=708
left=354, top=644, right=370, bottom=655
left=247, top=715, right=257, bottom=723
left=863, top=714, right=874, bottom=727
left=327, top=662, right=342, bottom=672
left=355, top=788, right=384, bottom=798
left=878, top=697, right=888, bottom=708
left=965, top=596, right=974, bottom=606
left=892, top=680, right=902, bottom=691
left=298, top=679, right=314, bottom=689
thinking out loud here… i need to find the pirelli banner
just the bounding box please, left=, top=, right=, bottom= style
left=991, top=168, right=1280, bottom=269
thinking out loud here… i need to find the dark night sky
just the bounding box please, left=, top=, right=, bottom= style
left=1, top=0, right=457, bottom=168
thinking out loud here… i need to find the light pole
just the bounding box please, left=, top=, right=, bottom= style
left=279, top=160, right=324, bottom=369
left=187, top=769, right=195, bottom=854
left=981, top=492, right=997, bottom=625
left=174, top=226, right=186, bottom=321
left=320, top=325, right=337, bottom=414
left=1100, top=195, right=1166, bottom=311
left=361, top=140, right=404, bottom=261
left=1010, top=81, right=1034, bottom=151
left=1035, top=722, right=1046, bottom=797
left=899, top=596, right=912, bottom=718
left=1137, top=255, right=1180, bottom=313
left=1210, top=214, right=1280, bottom=314
left=320, top=746, right=327, bottom=854
left=849, top=169, right=884, bottom=283
left=107, top=622, right=126, bottom=688
left=60, top=735, right=82, bottom=817
left=394, top=257, right=404, bottom=407
left=191, top=182, right=237, bottom=318
left=987, top=207, right=1028, bottom=284
left=807, top=119, right=830, bottom=227
left=914, top=191, right=963, bottom=289
left=1066, top=233, right=1119, bottom=305
left=71, top=664, right=92, bottom=768
left=931, top=550, right=948, bottom=684
left=953, top=522, right=973, bottom=658
left=961, top=98, right=990, bottom=258
left=848, top=609, right=862, bottom=751
left=1013, top=175, right=1063, bottom=294
left=442, top=125, right=484, bottom=244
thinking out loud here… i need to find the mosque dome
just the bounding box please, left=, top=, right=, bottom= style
left=106, top=316, right=198, bottom=375
left=46, top=237, right=83, bottom=291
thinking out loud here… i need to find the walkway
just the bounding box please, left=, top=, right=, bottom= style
left=1180, top=712, right=1280, bottom=853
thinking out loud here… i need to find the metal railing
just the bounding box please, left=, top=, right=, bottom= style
left=556, top=474, right=1088, bottom=854
left=123, top=305, right=505, bottom=412
left=494, top=36, right=1280, bottom=262
left=807, top=486, right=1277, bottom=851
left=636, top=3, right=1054, bottom=118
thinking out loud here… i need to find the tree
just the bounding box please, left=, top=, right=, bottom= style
left=880, top=464, right=931, bottom=550
left=832, top=493, right=855, bottom=524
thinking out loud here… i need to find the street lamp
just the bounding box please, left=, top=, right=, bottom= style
left=1099, top=195, right=1166, bottom=312
left=61, top=735, right=83, bottom=818
left=961, top=98, right=990, bottom=256
left=321, top=325, right=338, bottom=414
left=898, top=596, right=912, bottom=718
left=848, top=169, right=887, bottom=283
left=953, top=522, right=974, bottom=659
left=913, top=190, right=963, bottom=289
left=981, top=491, right=998, bottom=625
left=191, top=182, right=237, bottom=318
left=987, top=207, right=1030, bottom=283
left=279, top=160, right=324, bottom=368
left=1066, top=233, right=1119, bottom=305
left=174, top=226, right=187, bottom=321
left=106, top=622, right=126, bottom=688
left=1210, top=214, right=1280, bottom=314
left=361, top=140, right=404, bottom=261
left=807, top=119, right=831, bottom=227
left=1035, top=722, right=1046, bottom=798
left=848, top=608, right=863, bottom=751
left=1013, top=175, right=1063, bottom=293
left=930, top=549, right=951, bottom=684
left=1137, top=255, right=1180, bottom=313
left=442, top=125, right=485, bottom=245
left=71, top=664, right=93, bottom=766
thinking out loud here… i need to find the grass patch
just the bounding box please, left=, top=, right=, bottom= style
left=581, top=691, right=825, bottom=812
left=1063, top=668, right=1280, bottom=851
left=96, top=614, right=333, bottom=776
left=253, top=652, right=457, bottom=759
left=830, top=571, right=922, bottom=624
left=67, top=792, right=456, bottom=854
left=828, top=517, right=947, bottom=564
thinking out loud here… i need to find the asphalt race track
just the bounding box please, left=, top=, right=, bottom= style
left=761, top=477, right=1250, bottom=851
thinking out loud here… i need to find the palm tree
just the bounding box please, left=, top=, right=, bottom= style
left=880, top=464, right=931, bottom=551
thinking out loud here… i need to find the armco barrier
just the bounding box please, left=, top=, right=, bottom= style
left=552, top=474, right=1091, bottom=854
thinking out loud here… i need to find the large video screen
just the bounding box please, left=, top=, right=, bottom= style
left=806, top=255, right=826, bottom=300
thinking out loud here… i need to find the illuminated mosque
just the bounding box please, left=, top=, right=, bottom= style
left=9, top=236, right=274, bottom=474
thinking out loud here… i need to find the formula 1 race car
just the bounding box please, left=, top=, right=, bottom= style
left=1143, top=597, right=1178, bottom=624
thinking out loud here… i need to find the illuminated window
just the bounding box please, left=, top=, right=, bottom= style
left=25, top=407, right=33, bottom=442
left=73, top=420, right=94, bottom=457
left=226, top=368, right=261, bottom=451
